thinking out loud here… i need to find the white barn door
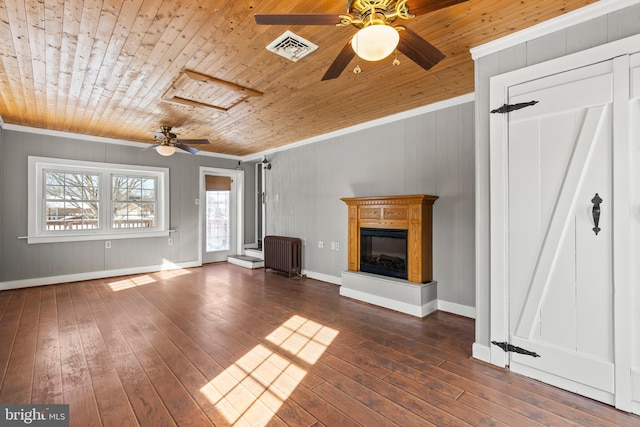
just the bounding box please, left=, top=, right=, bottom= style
left=506, top=60, right=616, bottom=404
left=489, top=42, right=640, bottom=412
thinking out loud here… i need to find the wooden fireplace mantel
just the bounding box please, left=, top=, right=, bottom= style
left=341, top=194, right=438, bottom=284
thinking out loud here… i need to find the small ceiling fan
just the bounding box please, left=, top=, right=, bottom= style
left=149, top=126, right=210, bottom=156
left=255, top=0, right=468, bottom=80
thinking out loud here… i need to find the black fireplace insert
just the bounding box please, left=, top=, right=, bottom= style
left=360, top=227, right=408, bottom=279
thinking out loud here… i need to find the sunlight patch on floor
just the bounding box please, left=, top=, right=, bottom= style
left=107, top=275, right=156, bottom=291
left=200, top=315, right=339, bottom=425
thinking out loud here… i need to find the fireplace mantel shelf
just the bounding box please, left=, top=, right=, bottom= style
left=341, top=194, right=438, bottom=284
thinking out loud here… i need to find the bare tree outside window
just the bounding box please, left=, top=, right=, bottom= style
left=44, top=171, right=100, bottom=230
left=112, top=175, right=157, bottom=228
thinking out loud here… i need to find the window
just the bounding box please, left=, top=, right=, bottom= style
left=28, top=157, right=169, bottom=244
left=206, top=190, right=230, bottom=251
left=111, top=175, right=157, bottom=229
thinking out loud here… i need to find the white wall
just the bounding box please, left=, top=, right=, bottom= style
left=264, top=97, right=476, bottom=312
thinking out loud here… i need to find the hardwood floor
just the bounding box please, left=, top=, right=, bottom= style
left=1, top=263, right=639, bottom=426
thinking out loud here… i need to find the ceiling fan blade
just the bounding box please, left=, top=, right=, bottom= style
left=321, top=40, right=356, bottom=81
left=254, top=14, right=344, bottom=26
left=178, top=138, right=210, bottom=145
left=145, top=143, right=161, bottom=151
left=405, top=0, right=468, bottom=16
left=397, top=27, right=445, bottom=71
left=175, top=143, right=199, bottom=154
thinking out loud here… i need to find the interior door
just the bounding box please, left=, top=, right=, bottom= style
left=202, top=173, right=237, bottom=263
left=506, top=60, right=616, bottom=404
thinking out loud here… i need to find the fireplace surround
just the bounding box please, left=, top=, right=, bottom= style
left=341, top=194, right=438, bottom=283
left=340, top=194, right=439, bottom=317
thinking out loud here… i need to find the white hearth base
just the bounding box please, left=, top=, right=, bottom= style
left=340, top=271, right=437, bottom=318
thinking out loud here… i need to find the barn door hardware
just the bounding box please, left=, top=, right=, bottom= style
left=591, top=193, right=602, bottom=235
left=491, top=341, right=540, bottom=357
left=490, top=100, right=538, bottom=114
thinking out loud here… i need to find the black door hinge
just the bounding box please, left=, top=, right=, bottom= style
left=492, top=341, right=540, bottom=358
left=491, top=100, right=539, bottom=114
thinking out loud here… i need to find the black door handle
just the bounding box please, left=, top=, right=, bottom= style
left=591, top=193, right=602, bottom=235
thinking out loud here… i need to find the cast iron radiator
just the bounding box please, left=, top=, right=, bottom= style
left=264, top=235, right=302, bottom=278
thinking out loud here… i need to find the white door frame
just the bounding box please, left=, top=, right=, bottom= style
left=198, top=166, right=244, bottom=265
left=489, top=34, right=638, bottom=410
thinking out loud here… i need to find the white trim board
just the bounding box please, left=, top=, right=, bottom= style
left=0, top=261, right=201, bottom=291
left=470, top=0, right=640, bottom=60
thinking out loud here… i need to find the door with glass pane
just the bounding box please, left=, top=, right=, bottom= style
left=202, top=173, right=236, bottom=263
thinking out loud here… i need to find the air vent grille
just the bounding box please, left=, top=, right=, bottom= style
left=266, top=30, right=318, bottom=62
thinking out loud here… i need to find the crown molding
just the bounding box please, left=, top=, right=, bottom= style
left=470, top=0, right=640, bottom=60
left=1, top=123, right=242, bottom=160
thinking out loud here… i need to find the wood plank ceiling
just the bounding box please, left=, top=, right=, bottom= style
left=0, top=0, right=597, bottom=156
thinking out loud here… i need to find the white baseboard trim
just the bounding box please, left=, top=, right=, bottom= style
left=438, top=300, right=476, bottom=319
left=472, top=343, right=492, bottom=364
left=302, top=270, right=342, bottom=285
left=0, top=261, right=201, bottom=291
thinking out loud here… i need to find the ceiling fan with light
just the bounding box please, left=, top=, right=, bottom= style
left=148, top=126, right=210, bottom=156
left=255, top=0, right=467, bottom=80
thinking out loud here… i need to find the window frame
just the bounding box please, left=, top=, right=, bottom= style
left=28, top=156, right=170, bottom=244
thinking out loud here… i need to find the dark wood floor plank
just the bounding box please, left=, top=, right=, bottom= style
left=112, top=353, right=177, bottom=427
left=0, top=290, right=27, bottom=387
left=318, top=355, right=455, bottom=426
left=63, top=385, right=102, bottom=427
left=354, top=339, right=466, bottom=399
left=31, top=285, right=63, bottom=404
left=56, top=285, right=93, bottom=392
left=1, top=263, right=639, bottom=427
left=310, top=381, right=401, bottom=427
left=68, top=282, right=139, bottom=426
left=138, top=361, right=214, bottom=427
left=449, top=355, right=640, bottom=427
left=0, top=288, right=41, bottom=404
left=440, top=360, right=638, bottom=427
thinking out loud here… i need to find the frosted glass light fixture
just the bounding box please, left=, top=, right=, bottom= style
left=351, top=24, right=399, bottom=61
left=156, top=145, right=176, bottom=156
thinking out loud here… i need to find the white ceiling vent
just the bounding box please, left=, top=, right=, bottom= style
left=266, top=30, right=318, bottom=62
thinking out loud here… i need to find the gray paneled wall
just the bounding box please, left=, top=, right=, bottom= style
left=265, top=100, right=476, bottom=309
left=474, top=3, right=640, bottom=347
left=0, top=128, right=237, bottom=282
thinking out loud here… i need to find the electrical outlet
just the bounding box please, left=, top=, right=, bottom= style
left=105, top=241, right=111, bottom=249
left=168, top=237, right=174, bottom=246
left=318, top=240, right=324, bottom=249
left=335, top=242, right=339, bottom=251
